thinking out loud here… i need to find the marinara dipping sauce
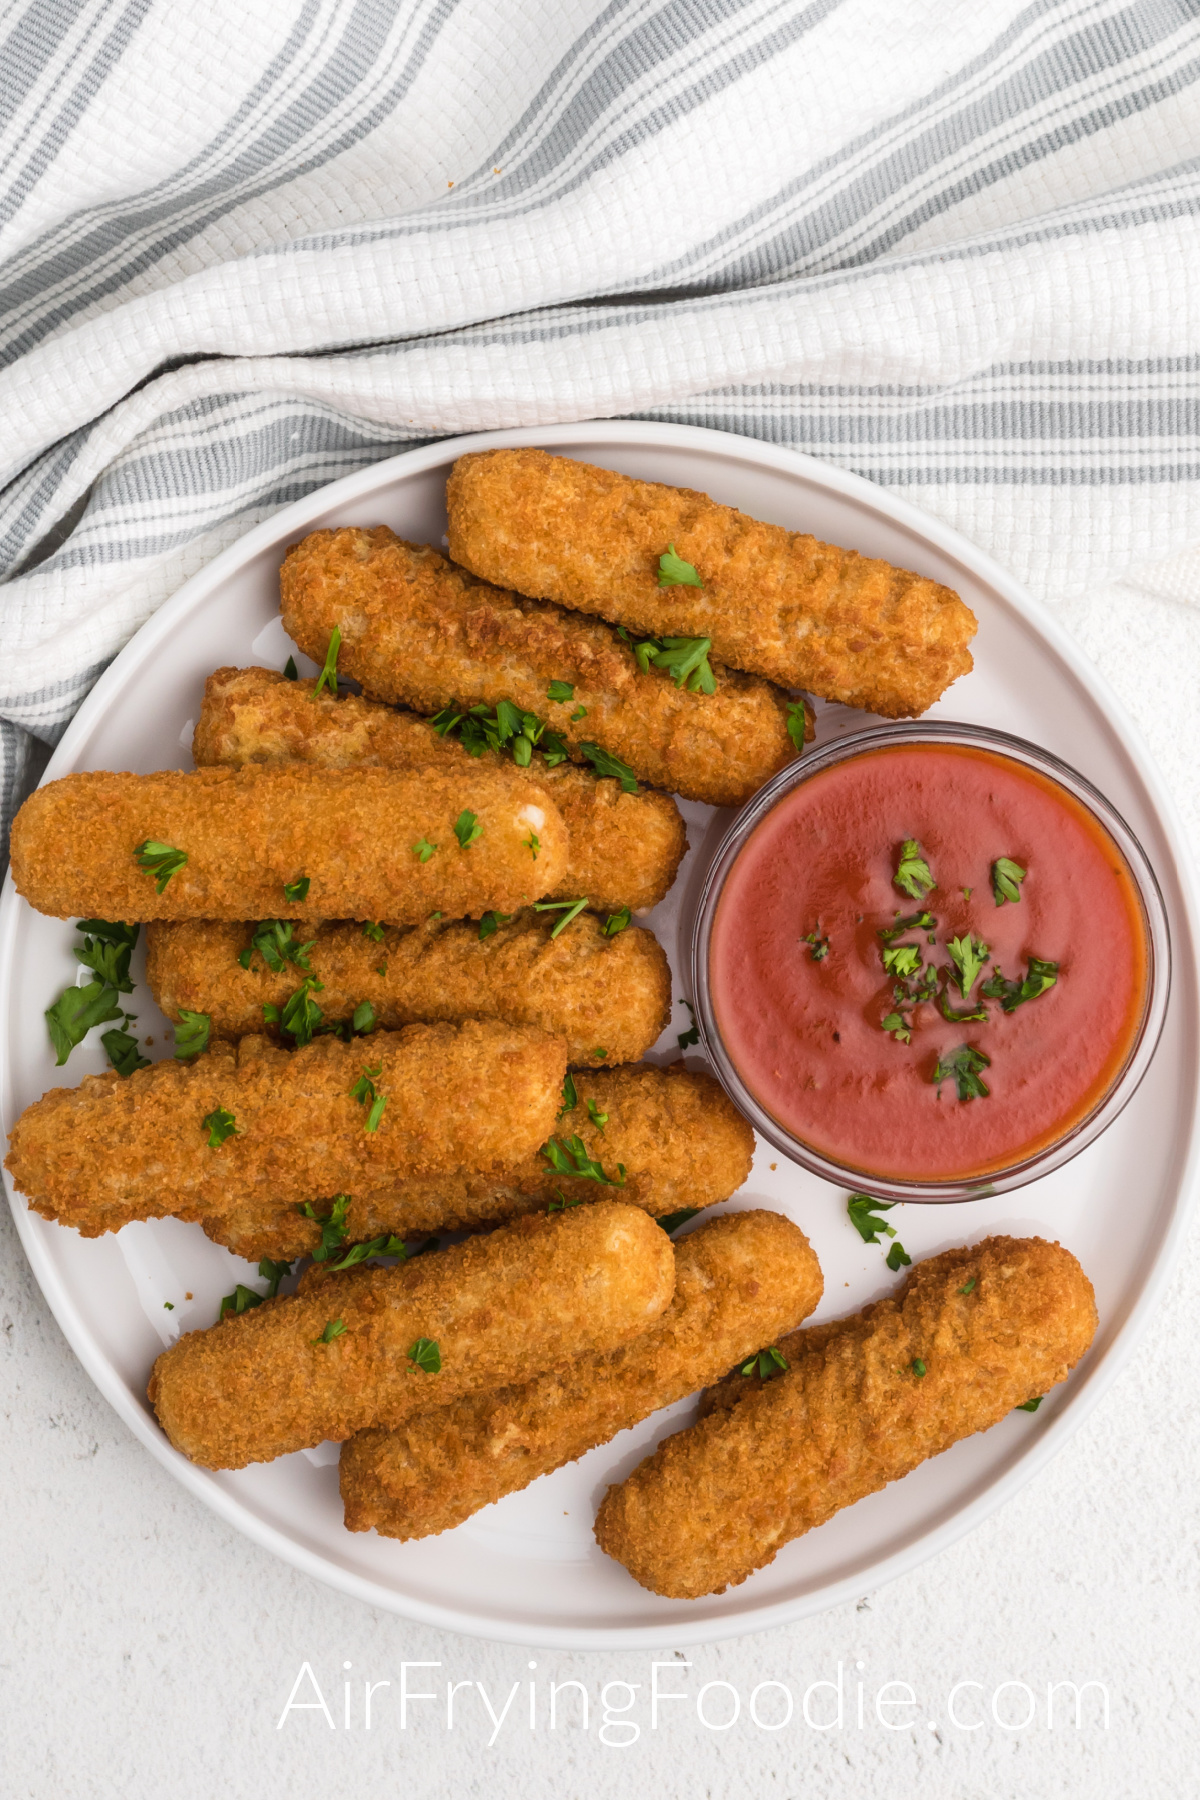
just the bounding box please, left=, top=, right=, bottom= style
left=700, top=728, right=1164, bottom=1194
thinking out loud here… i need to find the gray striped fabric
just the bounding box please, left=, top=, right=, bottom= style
left=3, top=0, right=1200, bottom=858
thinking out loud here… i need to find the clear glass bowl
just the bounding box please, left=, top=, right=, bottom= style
left=690, top=721, right=1171, bottom=1202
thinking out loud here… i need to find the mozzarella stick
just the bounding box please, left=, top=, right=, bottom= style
left=593, top=1236, right=1097, bottom=1598
left=146, top=911, right=670, bottom=1067
left=279, top=529, right=807, bottom=808
left=195, top=1063, right=756, bottom=1262
left=447, top=448, right=977, bottom=718
left=9, top=763, right=566, bottom=924
left=5, top=1021, right=565, bottom=1238
left=193, top=666, right=687, bottom=914
left=148, top=1201, right=676, bottom=1468
left=339, top=1209, right=823, bottom=1538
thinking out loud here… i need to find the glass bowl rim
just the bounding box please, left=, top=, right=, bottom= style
left=689, top=719, right=1172, bottom=1203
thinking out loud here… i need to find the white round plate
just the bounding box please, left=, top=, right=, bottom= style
left=3, top=423, right=1198, bottom=1649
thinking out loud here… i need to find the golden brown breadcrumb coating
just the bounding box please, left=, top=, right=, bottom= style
left=6, top=1021, right=565, bottom=1237
left=193, top=666, right=686, bottom=914
left=148, top=1201, right=676, bottom=1469
left=279, top=530, right=807, bottom=808
left=339, top=1209, right=823, bottom=1538
left=593, top=1235, right=1096, bottom=1597
left=9, top=763, right=567, bottom=923
left=446, top=448, right=976, bottom=718
left=197, top=1062, right=756, bottom=1262
left=146, top=911, right=671, bottom=1068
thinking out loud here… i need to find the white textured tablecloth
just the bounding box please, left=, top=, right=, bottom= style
left=3, top=5, right=1200, bottom=1795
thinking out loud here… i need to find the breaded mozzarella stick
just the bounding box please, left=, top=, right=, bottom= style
left=5, top=1021, right=565, bottom=1238
left=148, top=1202, right=676, bottom=1468
left=193, top=666, right=687, bottom=914
left=446, top=448, right=977, bottom=718
left=593, top=1236, right=1097, bottom=1597
left=279, top=530, right=806, bottom=808
left=339, top=1209, right=823, bottom=1538
left=145, top=909, right=671, bottom=1068
left=10, top=764, right=566, bottom=923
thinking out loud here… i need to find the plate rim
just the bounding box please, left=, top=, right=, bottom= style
left=5, top=417, right=1199, bottom=1649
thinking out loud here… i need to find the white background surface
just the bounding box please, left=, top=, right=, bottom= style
left=3, top=525, right=1199, bottom=1796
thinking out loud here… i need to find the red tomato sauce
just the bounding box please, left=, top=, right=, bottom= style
left=709, top=744, right=1148, bottom=1182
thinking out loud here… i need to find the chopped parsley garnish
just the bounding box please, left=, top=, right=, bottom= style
left=479, top=910, right=512, bottom=940
left=656, top=1207, right=701, bottom=1235
left=299, top=1194, right=351, bottom=1260
left=980, top=957, right=1059, bottom=1012
left=1017, top=1396, right=1043, bottom=1412
left=937, top=991, right=988, bottom=1024
left=264, top=974, right=325, bottom=1046
left=408, top=1337, right=441, bottom=1373
left=173, top=1009, right=210, bottom=1059
left=329, top=1234, right=406, bottom=1271
left=312, top=1318, right=346, bottom=1345
left=886, top=1241, right=912, bottom=1271
left=570, top=705, right=587, bottom=722
left=946, top=933, right=990, bottom=997
left=881, top=1010, right=912, bottom=1043
left=283, top=875, right=310, bottom=904
left=893, top=839, right=934, bottom=900
left=238, top=918, right=314, bottom=974
left=882, top=944, right=922, bottom=980
left=676, top=998, right=700, bottom=1049
left=786, top=701, right=808, bottom=752
left=578, top=742, right=638, bottom=792
left=592, top=1047, right=607, bottom=1060
left=163, top=1302, right=174, bottom=1310
left=75, top=919, right=138, bottom=991
left=632, top=634, right=716, bottom=694
left=802, top=929, right=830, bottom=961
left=432, top=697, right=570, bottom=769
left=911, top=1358, right=927, bottom=1378
left=259, top=1257, right=293, bottom=1297
left=313, top=626, right=341, bottom=698
left=362, top=921, right=386, bottom=943
left=523, top=831, right=540, bottom=860
left=45, top=981, right=124, bottom=1065
left=586, top=1097, right=608, bottom=1133
left=992, top=856, right=1027, bottom=906
left=657, top=544, right=703, bottom=588
left=932, top=1043, right=991, bottom=1101
left=203, top=1106, right=238, bottom=1147
left=878, top=911, right=937, bottom=941
left=847, top=1193, right=899, bottom=1245
left=135, top=841, right=187, bottom=894
left=352, top=1000, right=376, bottom=1034
left=958, top=1277, right=977, bottom=1295
left=412, top=837, right=438, bottom=862
left=533, top=896, right=589, bottom=938
left=351, top=1063, right=387, bottom=1130
left=547, top=680, right=574, bottom=702
left=453, top=810, right=482, bottom=849
left=741, top=1346, right=789, bottom=1380
left=548, top=1192, right=581, bottom=1212
left=219, top=1284, right=263, bottom=1322
left=102, top=1024, right=149, bottom=1077
left=557, top=1072, right=578, bottom=1118
left=602, top=905, right=631, bottom=937
left=541, top=1135, right=626, bottom=1186
left=283, top=656, right=298, bottom=680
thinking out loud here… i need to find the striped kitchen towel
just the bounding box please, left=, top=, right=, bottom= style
left=3, top=0, right=1200, bottom=852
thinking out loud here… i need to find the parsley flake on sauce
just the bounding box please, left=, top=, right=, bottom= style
left=657, top=544, right=703, bottom=588
left=881, top=1010, right=912, bottom=1044
left=453, top=810, right=482, bottom=849
left=992, top=856, right=1027, bottom=906
left=947, top=933, right=990, bottom=997
left=803, top=929, right=830, bottom=961
left=313, top=627, right=341, bottom=698
left=408, top=1337, right=441, bottom=1373
left=541, top=1135, right=626, bottom=1187
left=135, top=841, right=188, bottom=894
left=312, top=1318, right=347, bottom=1345
left=932, top=1043, right=991, bottom=1101
left=283, top=875, right=310, bottom=904
left=878, top=911, right=937, bottom=942
left=173, top=1009, right=210, bottom=1059
left=980, top=957, right=1059, bottom=1012
left=202, top=1106, right=238, bottom=1147
left=893, top=839, right=935, bottom=900
left=882, top=944, right=922, bottom=980
left=533, top=896, right=589, bottom=938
